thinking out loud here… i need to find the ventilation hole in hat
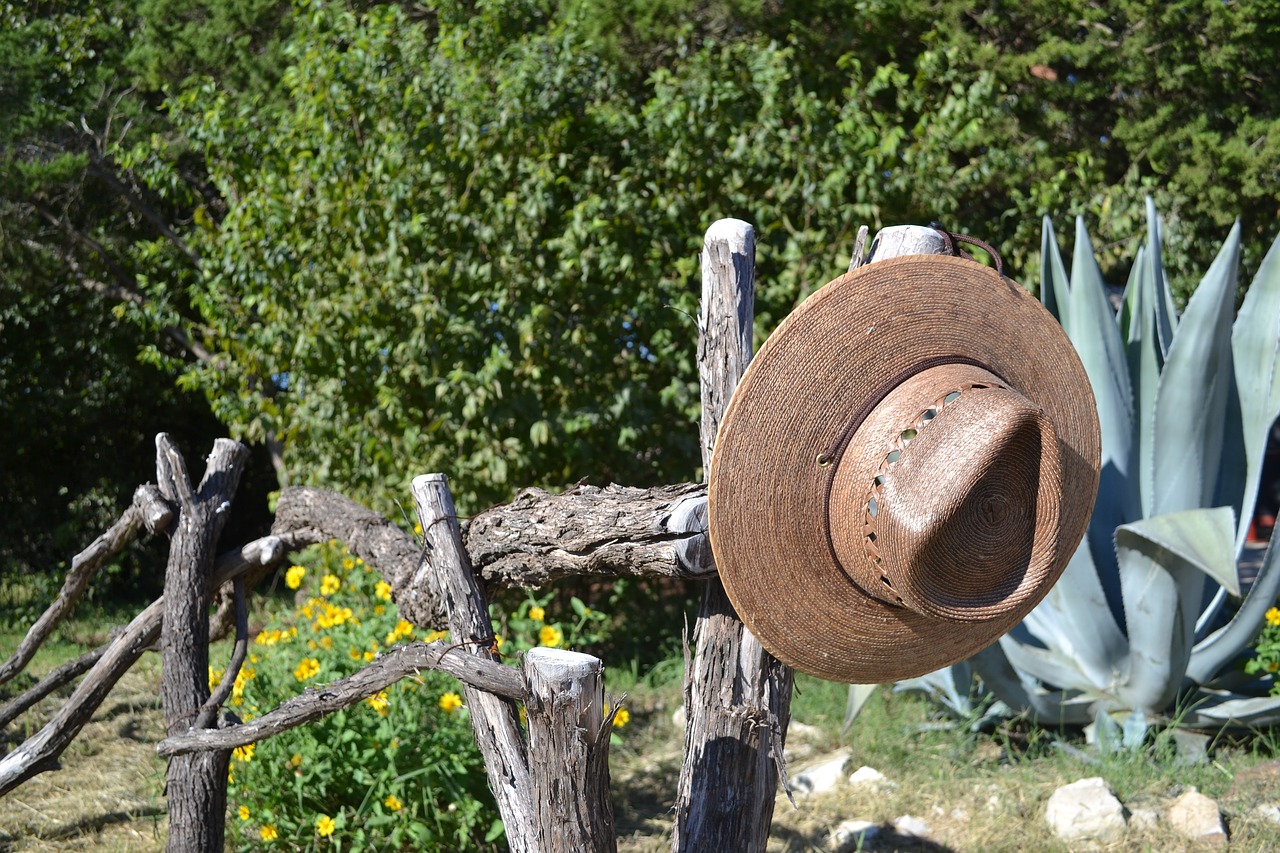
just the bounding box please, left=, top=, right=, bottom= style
left=879, top=575, right=893, bottom=588
left=944, top=391, right=962, bottom=404
left=866, top=530, right=876, bottom=542
left=867, top=496, right=879, bottom=518
left=886, top=450, right=901, bottom=464
left=921, top=407, right=938, bottom=421
left=873, top=474, right=886, bottom=486
left=816, top=453, right=832, bottom=468
left=900, top=428, right=918, bottom=442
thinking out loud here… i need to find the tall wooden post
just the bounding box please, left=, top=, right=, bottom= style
left=672, top=219, right=794, bottom=852
left=411, top=474, right=539, bottom=853
left=158, top=435, right=249, bottom=853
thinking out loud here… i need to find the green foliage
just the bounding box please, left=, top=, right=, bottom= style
left=231, top=541, right=616, bottom=849
left=954, top=203, right=1280, bottom=730
left=1245, top=606, right=1280, bottom=695
left=8, top=0, right=1280, bottom=597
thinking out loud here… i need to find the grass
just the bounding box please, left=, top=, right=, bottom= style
left=4, top=598, right=1280, bottom=851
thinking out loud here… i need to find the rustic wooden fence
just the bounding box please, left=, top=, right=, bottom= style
left=0, top=220, right=958, bottom=851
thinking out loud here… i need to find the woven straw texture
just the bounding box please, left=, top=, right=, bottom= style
left=707, top=254, right=1100, bottom=683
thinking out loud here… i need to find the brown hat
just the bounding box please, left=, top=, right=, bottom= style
left=707, top=254, right=1101, bottom=683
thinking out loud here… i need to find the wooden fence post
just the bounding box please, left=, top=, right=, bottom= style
left=410, top=474, right=540, bottom=853
left=523, top=648, right=616, bottom=853
left=157, top=434, right=250, bottom=853
left=672, top=219, right=794, bottom=852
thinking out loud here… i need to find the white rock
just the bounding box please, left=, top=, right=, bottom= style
left=1128, top=806, right=1161, bottom=832
left=829, top=819, right=879, bottom=852
left=1167, top=789, right=1227, bottom=846
left=891, top=814, right=931, bottom=838
left=789, top=720, right=821, bottom=740
left=1045, top=777, right=1126, bottom=845
left=1254, top=803, right=1280, bottom=825
left=848, top=765, right=895, bottom=791
left=792, top=749, right=852, bottom=796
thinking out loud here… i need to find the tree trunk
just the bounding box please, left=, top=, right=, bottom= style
left=157, top=435, right=249, bottom=853
left=672, top=219, right=794, bottom=852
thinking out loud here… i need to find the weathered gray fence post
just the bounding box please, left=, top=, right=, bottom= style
left=158, top=434, right=250, bottom=853
left=672, top=219, right=794, bottom=852
left=411, top=474, right=539, bottom=853
left=523, top=648, right=616, bottom=853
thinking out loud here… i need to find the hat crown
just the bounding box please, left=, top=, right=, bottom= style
left=827, top=364, right=1062, bottom=623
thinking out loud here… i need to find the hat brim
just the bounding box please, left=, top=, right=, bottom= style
left=707, top=255, right=1100, bottom=683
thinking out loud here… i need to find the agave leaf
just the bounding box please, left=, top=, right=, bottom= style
left=1147, top=196, right=1178, bottom=357
left=1151, top=222, right=1241, bottom=516
left=999, top=634, right=1096, bottom=695
left=1067, top=216, right=1139, bottom=586
left=1039, top=216, right=1072, bottom=330
left=842, top=683, right=878, bottom=732
left=1021, top=540, right=1128, bottom=688
left=1180, top=689, right=1280, bottom=729
left=1113, top=507, right=1239, bottom=595
left=1230, top=230, right=1280, bottom=554
left=1126, top=244, right=1161, bottom=517
left=970, top=643, right=1096, bottom=726
left=1121, top=708, right=1148, bottom=749
left=1188, top=534, right=1280, bottom=683
left=1119, top=243, right=1145, bottom=345
left=1114, top=513, right=1219, bottom=712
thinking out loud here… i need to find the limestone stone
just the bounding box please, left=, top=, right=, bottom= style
left=891, top=814, right=931, bottom=838
left=848, top=765, right=895, bottom=791
left=1045, top=777, right=1126, bottom=845
left=792, top=749, right=852, bottom=796
left=1167, top=789, right=1227, bottom=846
left=829, top=820, right=879, bottom=852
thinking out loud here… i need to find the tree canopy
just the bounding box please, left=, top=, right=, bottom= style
left=4, top=0, right=1278, bottom=577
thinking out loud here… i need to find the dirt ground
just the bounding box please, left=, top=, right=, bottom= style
left=0, top=661, right=168, bottom=852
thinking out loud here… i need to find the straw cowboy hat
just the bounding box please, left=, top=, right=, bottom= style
left=707, top=253, right=1101, bottom=683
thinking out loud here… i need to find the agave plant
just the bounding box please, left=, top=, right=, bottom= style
left=932, top=200, right=1280, bottom=729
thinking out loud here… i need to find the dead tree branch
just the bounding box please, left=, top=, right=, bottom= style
left=465, top=482, right=713, bottom=587
left=155, top=640, right=525, bottom=757
left=0, top=485, right=172, bottom=688
left=0, top=530, right=316, bottom=794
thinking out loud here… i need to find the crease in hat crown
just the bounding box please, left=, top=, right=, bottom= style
left=706, top=252, right=1101, bottom=683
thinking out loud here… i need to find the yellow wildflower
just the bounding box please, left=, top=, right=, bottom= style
left=349, top=646, right=362, bottom=660
left=367, top=690, right=391, bottom=717
left=425, top=629, right=448, bottom=643
left=539, top=625, right=563, bottom=648
left=285, top=565, right=306, bottom=590
left=1267, top=606, right=1280, bottom=627
left=413, top=521, right=423, bottom=536
left=439, top=692, right=463, bottom=714
left=208, top=665, right=222, bottom=691
left=233, top=743, right=255, bottom=762
left=384, top=793, right=402, bottom=812
left=320, top=574, right=341, bottom=596
left=294, top=658, right=320, bottom=681
left=612, top=708, right=631, bottom=728
left=375, top=580, right=392, bottom=601
left=260, top=824, right=278, bottom=841
left=289, top=753, right=303, bottom=768
left=316, top=814, right=336, bottom=837
left=342, top=556, right=355, bottom=570
left=238, top=805, right=251, bottom=821
left=363, top=649, right=377, bottom=662
left=320, top=635, right=333, bottom=650
left=528, top=605, right=545, bottom=622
